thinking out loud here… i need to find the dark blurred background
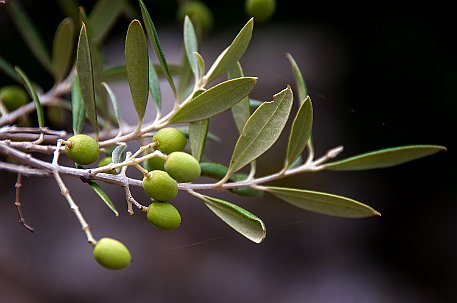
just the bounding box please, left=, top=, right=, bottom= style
left=0, top=1, right=455, bottom=302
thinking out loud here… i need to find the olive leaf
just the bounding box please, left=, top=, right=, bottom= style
left=169, top=77, right=257, bottom=123
left=88, top=0, right=126, bottom=43
left=199, top=195, right=266, bottom=243
left=111, top=144, right=127, bottom=173
left=0, top=56, right=21, bottom=82
left=176, top=126, right=221, bottom=142
left=183, top=16, right=199, bottom=80
left=285, top=96, right=313, bottom=168
left=139, top=0, right=176, bottom=96
left=56, top=0, right=79, bottom=24
left=286, top=53, right=308, bottom=103
left=189, top=119, right=208, bottom=162
left=228, top=62, right=250, bottom=134
left=7, top=0, right=53, bottom=74
left=200, top=162, right=229, bottom=180
left=101, top=82, right=121, bottom=128
left=125, top=19, right=149, bottom=125
left=103, top=63, right=181, bottom=82
left=52, top=18, right=75, bottom=82
left=265, top=186, right=380, bottom=218
left=88, top=181, right=119, bottom=217
left=15, top=67, right=45, bottom=128
left=76, top=22, right=98, bottom=135
left=71, top=77, right=85, bottom=134
left=227, top=86, right=293, bottom=177
left=203, top=18, right=254, bottom=85
left=324, top=145, right=446, bottom=171
left=148, top=61, right=161, bottom=115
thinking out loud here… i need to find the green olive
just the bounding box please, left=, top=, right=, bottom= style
left=245, top=0, right=276, bottom=22
left=143, top=170, right=178, bottom=201
left=0, top=85, right=29, bottom=111
left=65, top=134, right=100, bottom=165
left=147, top=202, right=181, bottom=230
left=164, top=152, right=201, bottom=183
left=97, top=156, right=118, bottom=174
left=93, top=237, right=131, bottom=270
left=144, top=156, right=166, bottom=171
left=152, top=127, right=187, bottom=155
left=177, top=1, right=214, bottom=31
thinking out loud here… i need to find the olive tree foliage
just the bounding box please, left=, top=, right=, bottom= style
left=0, top=0, right=445, bottom=270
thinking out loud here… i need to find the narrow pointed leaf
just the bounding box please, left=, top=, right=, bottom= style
left=228, top=62, right=250, bottom=134
left=183, top=16, right=199, bottom=80
left=103, top=63, right=181, bottom=82
left=200, top=162, right=229, bottom=180
left=7, top=0, right=53, bottom=73
left=139, top=0, right=176, bottom=95
left=88, top=0, right=126, bottom=43
left=189, top=119, right=208, bottom=162
left=76, top=23, right=98, bottom=134
left=200, top=195, right=266, bottom=243
left=204, top=18, right=254, bottom=84
left=228, top=86, right=293, bottom=175
left=71, top=77, right=85, bottom=134
left=286, top=53, right=307, bottom=103
left=265, top=186, right=380, bottom=218
left=15, top=67, right=44, bottom=128
left=148, top=61, right=161, bottom=114
left=101, top=82, right=121, bottom=127
left=170, top=77, right=257, bottom=123
left=324, top=145, right=447, bottom=171
left=88, top=181, right=119, bottom=216
left=52, top=18, right=75, bottom=81
left=125, top=19, right=149, bottom=124
left=195, top=52, right=205, bottom=79
left=0, top=56, right=21, bottom=82
left=56, top=0, right=79, bottom=23
left=285, top=96, right=313, bottom=168
left=177, top=52, right=194, bottom=102
left=111, top=144, right=126, bottom=173
left=177, top=126, right=221, bottom=142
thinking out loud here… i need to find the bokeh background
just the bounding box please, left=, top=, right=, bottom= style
left=0, top=1, right=455, bottom=302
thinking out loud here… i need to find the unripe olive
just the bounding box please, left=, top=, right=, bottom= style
left=245, top=0, right=276, bottom=22
left=164, top=152, right=201, bottom=183
left=144, top=156, right=166, bottom=171
left=143, top=170, right=178, bottom=201
left=177, top=1, right=214, bottom=31
left=147, top=202, right=181, bottom=230
left=93, top=237, right=131, bottom=270
left=152, top=127, right=187, bottom=155
left=0, top=85, right=28, bottom=111
left=65, top=134, right=100, bottom=165
left=97, top=156, right=118, bottom=174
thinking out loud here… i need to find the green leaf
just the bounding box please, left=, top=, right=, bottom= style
left=228, top=62, right=250, bottom=134
left=139, top=0, right=177, bottom=95
left=76, top=23, right=98, bottom=135
left=286, top=53, right=308, bottom=103
left=204, top=18, right=254, bottom=84
left=7, top=0, right=53, bottom=74
left=200, top=195, right=266, bottom=243
left=88, top=0, right=126, bottom=43
left=227, top=86, right=293, bottom=175
left=71, top=77, right=85, bottom=134
left=148, top=61, right=161, bottom=114
left=177, top=126, right=221, bottom=142
left=52, top=18, right=76, bottom=81
left=111, top=144, right=126, bottom=173
left=189, top=119, right=208, bottom=162
left=103, top=63, right=181, bottom=82
left=285, top=96, right=313, bottom=168
left=183, top=16, right=199, bottom=80
left=170, top=77, right=257, bottom=123
left=56, top=0, right=79, bottom=24
left=88, top=181, right=119, bottom=216
left=15, top=67, right=44, bottom=128
left=324, top=145, right=447, bottom=171
left=101, top=82, right=121, bottom=128
left=0, top=56, right=21, bottom=82
left=195, top=52, right=205, bottom=80
left=125, top=19, right=149, bottom=124
left=265, top=186, right=380, bottom=218
left=200, top=162, right=229, bottom=179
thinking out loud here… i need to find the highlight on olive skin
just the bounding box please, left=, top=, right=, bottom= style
left=93, top=237, right=131, bottom=270
left=147, top=202, right=182, bottom=230
left=64, top=134, right=100, bottom=165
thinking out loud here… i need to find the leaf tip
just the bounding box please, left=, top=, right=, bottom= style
left=374, top=210, right=381, bottom=217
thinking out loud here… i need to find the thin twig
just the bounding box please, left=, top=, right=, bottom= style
left=14, top=174, right=34, bottom=232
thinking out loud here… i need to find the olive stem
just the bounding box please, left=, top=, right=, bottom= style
left=14, top=173, right=34, bottom=232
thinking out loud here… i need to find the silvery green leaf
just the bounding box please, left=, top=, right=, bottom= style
left=111, top=143, right=126, bottom=173
left=170, top=77, right=257, bottom=123
left=265, top=186, right=380, bottom=218
left=324, top=145, right=447, bottom=171
left=286, top=53, right=308, bottom=103
left=200, top=195, right=266, bottom=243
left=103, top=63, right=181, bottom=82
left=177, top=52, right=194, bottom=102
left=249, top=99, right=263, bottom=107
left=15, top=67, right=45, bottom=128
left=177, top=126, right=221, bottom=142
left=285, top=96, right=313, bottom=168
left=71, top=77, right=85, bottom=134
left=227, top=86, right=293, bottom=175
left=189, top=119, right=208, bottom=162
left=228, top=62, right=250, bottom=134
left=148, top=61, right=161, bottom=114
left=88, top=181, right=119, bottom=216
left=125, top=19, right=149, bottom=124
left=183, top=16, right=199, bottom=80
left=101, top=82, right=121, bottom=127
left=76, top=23, right=98, bottom=135
left=0, top=56, right=21, bottom=82
left=52, top=18, right=75, bottom=82
left=88, top=0, right=126, bottom=43
left=204, top=18, right=253, bottom=84
left=195, top=52, right=205, bottom=79
left=7, top=0, right=53, bottom=74
left=139, top=0, right=176, bottom=95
